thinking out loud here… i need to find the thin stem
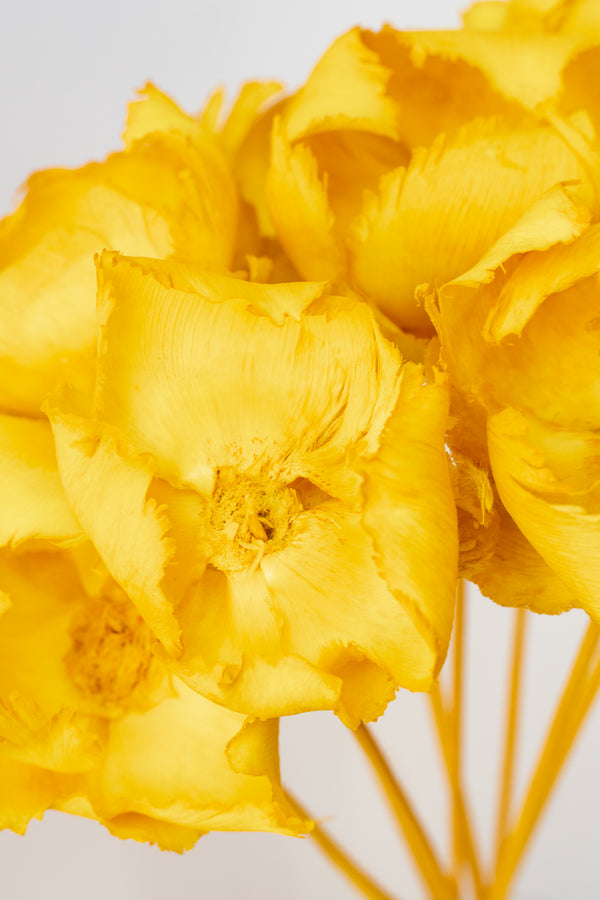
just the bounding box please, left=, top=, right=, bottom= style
left=491, top=622, right=600, bottom=900
left=353, top=724, right=456, bottom=900
left=430, top=684, right=486, bottom=900
left=285, top=789, right=401, bottom=900
left=450, top=581, right=465, bottom=878
left=493, top=608, right=528, bottom=868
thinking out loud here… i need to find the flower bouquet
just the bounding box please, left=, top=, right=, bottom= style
left=2, top=0, right=600, bottom=897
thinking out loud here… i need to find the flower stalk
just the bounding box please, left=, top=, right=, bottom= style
left=353, top=724, right=456, bottom=900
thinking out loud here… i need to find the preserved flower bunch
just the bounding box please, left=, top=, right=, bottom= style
left=3, top=0, right=600, bottom=897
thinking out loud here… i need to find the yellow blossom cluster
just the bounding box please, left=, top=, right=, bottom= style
left=2, top=0, right=600, bottom=852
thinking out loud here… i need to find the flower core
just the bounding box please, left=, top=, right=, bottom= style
left=64, top=594, right=154, bottom=710
left=206, top=469, right=301, bottom=572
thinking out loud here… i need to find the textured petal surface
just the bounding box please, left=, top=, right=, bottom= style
left=350, top=121, right=581, bottom=332
left=267, top=121, right=343, bottom=281
left=0, top=130, right=237, bottom=415
left=47, top=394, right=181, bottom=656
left=359, top=364, right=457, bottom=673
left=94, top=254, right=400, bottom=500
left=90, top=680, right=306, bottom=837
left=0, top=414, right=82, bottom=549
left=488, top=409, right=600, bottom=621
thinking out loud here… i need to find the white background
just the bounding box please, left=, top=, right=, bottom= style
left=1, top=1, right=599, bottom=898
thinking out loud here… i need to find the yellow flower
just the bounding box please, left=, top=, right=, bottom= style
left=46, top=253, right=457, bottom=727
left=0, top=414, right=306, bottom=847
left=265, top=22, right=592, bottom=334
left=0, top=89, right=238, bottom=418
left=432, top=168, right=600, bottom=620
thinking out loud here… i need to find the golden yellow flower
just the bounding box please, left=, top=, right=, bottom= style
left=0, top=414, right=306, bottom=847
left=264, top=21, right=595, bottom=335
left=432, top=169, right=600, bottom=619
left=46, top=253, right=457, bottom=727
left=0, top=90, right=238, bottom=418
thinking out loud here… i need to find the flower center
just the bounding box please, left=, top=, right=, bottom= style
left=206, top=469, right=301, bottom=572
left=64, top=594, right=155, bottom=712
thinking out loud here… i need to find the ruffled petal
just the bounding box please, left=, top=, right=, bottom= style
left=359, top=363, right=457, bottom=672
left=283, top=28, right=400, bottom=143
left=0, top=414, right=82, bottom=549
left=350, top=120, right=581, bottom=332
left=488, top=408, right=600, bottom=620
left=267, top=120, right=343, bottom=280
left=90, top=679, right=307, bottom=836
left=261, top=503, right=437, bottom=725
left=433, top=184, right=591, bottom=409
left=364, top=26, right=583, bottom=140
left=174, top=565, right=342, bottom=718
left=0, top=130, right=237, bottom=415
left=94, top=254, right=400, bottom=501
left=46, top=393, right=181, bottom=655
left=123, top=83, right=203, bottom=145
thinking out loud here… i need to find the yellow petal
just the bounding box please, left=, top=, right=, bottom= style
left=0, top=550, right=88, bottom=717
left=0, top=413, right=82, bottom=549
left=221, top=83, right=284, bottom=237
left=367, top=26, right=583, bottom=126
left=261, top=503, right=437, bottom=725
left=220, top=81, right=284, bottom=157
left=359, top=364, right=457, bottom=674
left=488, top=408, right=600, bottom=620
left=0, top=758, right=56, bottom=834
left=474, top=503, right=577, bottom=615
left=283, top=28, right=400, bottom=143
left=94, top=254, right=400, bottom=501
left=0, top=695, right=104, bottom=774
left=46, top=391, right=181, bottom=655
left=123, top=83, right=203, bottom=145
left=0, top=132, right=237, bottom=415
left=433, top=183, right=591, bottom=408
left=350, top=120, right=581, bottom=332
left=92, top=679, right=307, bottom=836
left=463, top=2, right=510, bottom=30
left=267, top=120, right=343, bottom=281
left=174, top=565, right=342, bottom=717
left=100, top=812, right=201, bottom=852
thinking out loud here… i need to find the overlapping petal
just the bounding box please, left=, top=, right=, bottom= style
left=0, top=114, right=238, bottom=416
left=0, top=414, right=82, bottom=549
left=0, top=547, right=306, bottom=845
left=47, top=254, right=456, bottom=722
